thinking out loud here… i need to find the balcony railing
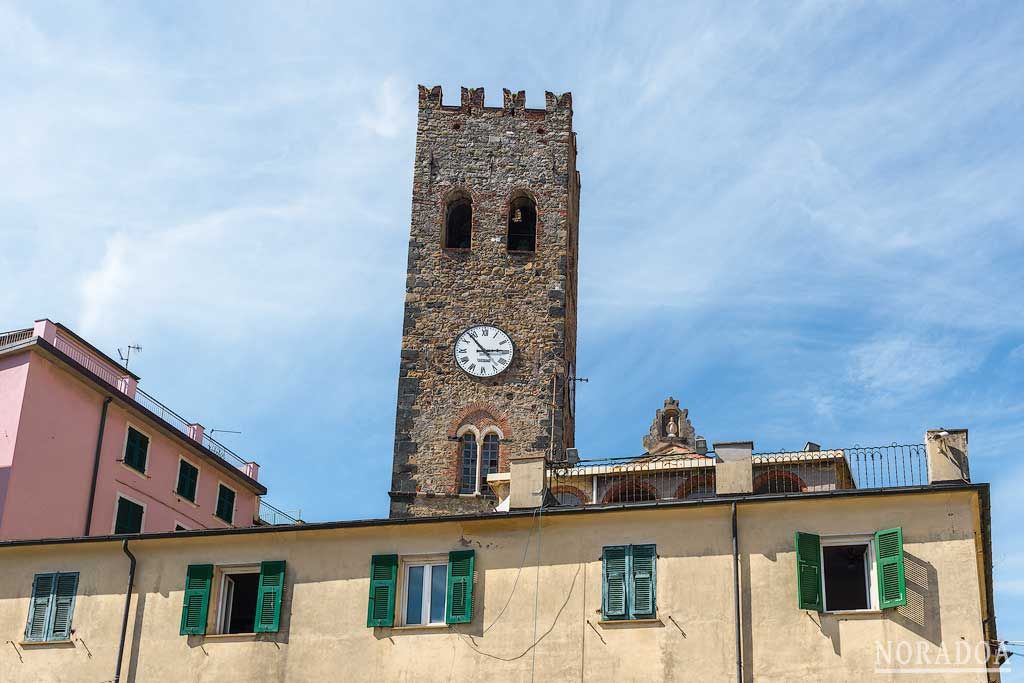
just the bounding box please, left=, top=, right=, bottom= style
left=548, top=444, right=929, bottom=506
left=1, top=325, right=258, bottom=477
left=0, top=328, right=33, bottom=348
left=259, top=500, right=301, bottom=525
left=133, top=387, right=250, bottom=470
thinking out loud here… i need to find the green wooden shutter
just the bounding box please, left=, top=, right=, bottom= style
left=446, top=550, right=475, bottom=624
left=180, top=564, right=213, bottom=635
left=25, top=573, right=55, bottom=641
left=630, top=544, right=656, bottom=619
left=795, top=531, right=823, bottom=611
left=602, top=545, right=628, bottom=620
left=876, top=527, right=907, bottom=609
left=114, top=498, right=144, bottom=534
left=49, top=573, right=79, bottom=640
left=254, top=561, right=285, bottom=632
left=125, top=428, right=149, bottom=472
left=177, top=461, right=198, bottom=501
left=215, top=486, right=235, bottom=523
left=367, top=555, right=397, bottom=627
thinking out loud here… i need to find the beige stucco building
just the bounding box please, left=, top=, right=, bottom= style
left=0, top=428, right=1001, bottom=682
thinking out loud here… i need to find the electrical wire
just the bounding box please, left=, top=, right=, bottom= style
left=458, top=563, right=581, bottom=663
left=480, top=506, right=539, bottom=635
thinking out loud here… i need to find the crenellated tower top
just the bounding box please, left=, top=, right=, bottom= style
left=417, top=85, right=572, bottom=118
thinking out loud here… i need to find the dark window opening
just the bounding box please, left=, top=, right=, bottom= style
left=124, top=427, right=149, bottom=473
left=222, top=572, right=260, bottom=634
left=215, top=485, right=235, bottom=524
left=114, top=497, right=143, bottom=534
left=176, top=460, right=199, bottom=502
left=445, top=197, right=472, bottom=249
left=823, top=544, right=869, bottom=611
left=507, top=196, right=537, bottom=252
left=175, top=524, right=187, bottom=531
left=481, top=434, right=500, bottom=498
left=459, top=434, right=477, bottom=494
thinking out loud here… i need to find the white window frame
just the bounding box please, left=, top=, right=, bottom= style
left=819, top=533, right=878, bottom=613
left=399, top=554, right=448, bottom=627
left=214, top=564, right=261, bottom=635
left=175, top=455, right=201, bottom=504
left=111, top=493, right=146, bottom=535
left=215, top=481, right=237, bottom=525
left=120, top=422, right=152, bottom=477
left=456, top=425, right=504, bottom=495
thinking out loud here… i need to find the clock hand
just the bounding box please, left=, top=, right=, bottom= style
left=470, top=335, right=499, bottom=360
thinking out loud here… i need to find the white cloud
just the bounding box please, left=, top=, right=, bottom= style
left=846, top=335, right=982, bottom=399
left=358, top=78, right=408, bottom=139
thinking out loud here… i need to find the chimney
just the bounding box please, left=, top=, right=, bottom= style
left=925, top=429, right=969, bottom=484
left=714, top=441, right=753, bottom=495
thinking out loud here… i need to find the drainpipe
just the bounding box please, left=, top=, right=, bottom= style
left=114, top=539, right=136, bottom=683
left=84, top=396, right=112, bottom=536
left=732, top=501, right=743, bottom=683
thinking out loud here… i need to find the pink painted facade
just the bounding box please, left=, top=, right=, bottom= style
left=0, top=320, right=267, bottom=541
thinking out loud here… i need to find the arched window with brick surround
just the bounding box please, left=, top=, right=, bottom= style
left=507, top=193, right=537, bottom=252
left=444, top=192, right=473, bottom=249
left=457, top=426, right=504, bottom=496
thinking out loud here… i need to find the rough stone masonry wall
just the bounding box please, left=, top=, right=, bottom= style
left=390, top=85, right=580, bottom=518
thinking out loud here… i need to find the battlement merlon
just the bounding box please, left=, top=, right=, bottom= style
left=416, top=85, right=573, bottom=119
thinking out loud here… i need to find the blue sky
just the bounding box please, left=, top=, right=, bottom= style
left=2, top=0, right=1022, bottom=667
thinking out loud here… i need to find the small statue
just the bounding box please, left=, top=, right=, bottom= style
left=667, top=417, right=678, bottom=437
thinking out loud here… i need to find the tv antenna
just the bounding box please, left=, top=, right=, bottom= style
left=209, top=429, right=242, bottom=437
left=117, top=344, right=142, bottom=371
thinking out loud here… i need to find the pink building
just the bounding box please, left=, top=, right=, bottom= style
left=0, top=319, right=271, bottom=541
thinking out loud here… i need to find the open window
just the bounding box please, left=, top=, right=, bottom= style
left=507, top=195, right=537, bottom=252
left=179, top=561, right=285, bottom=636
left=444, top=194, right=472, bottom=249
left=218, top=568, right=261, bottom=634
left=366, top=550, right=475, bottom=628
left=795, top=528, right=906, bottom=612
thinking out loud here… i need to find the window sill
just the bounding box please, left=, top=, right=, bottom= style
left=172, top=493, right=200, bottom=508
left=389, top=624, right=450, bottom=631
left=823, top=608, right=883, bottom=616
left=19, top=639, right=74, bottom=647
left=119, top=462, right=150, bottom=479
left=213, top=514, right=235, bottom=526
left=597, top=618, right=663, bottom=628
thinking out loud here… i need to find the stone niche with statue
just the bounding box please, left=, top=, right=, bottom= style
left=642, top=397, right=698, bottom=456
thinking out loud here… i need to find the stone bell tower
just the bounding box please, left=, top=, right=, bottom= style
left=389, top=85, right=580, bottom=518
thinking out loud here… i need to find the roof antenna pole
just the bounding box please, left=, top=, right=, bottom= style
left=117, top=344, right=142, bottom=371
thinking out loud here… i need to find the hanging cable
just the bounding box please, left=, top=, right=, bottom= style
left=481, top=506, right=540, bottom=635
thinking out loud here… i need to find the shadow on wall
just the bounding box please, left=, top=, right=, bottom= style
left=889, top=551, right=941, bottom=646
left=802, top=549, right=942, bottom=664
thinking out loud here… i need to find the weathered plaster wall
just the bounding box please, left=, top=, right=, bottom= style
left=0, top=490, right=990, bottom=681
left=390, top=86, right=580, bottom=518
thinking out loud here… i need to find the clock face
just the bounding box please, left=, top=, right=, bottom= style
left=453, top=325, right=515, bottom=378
